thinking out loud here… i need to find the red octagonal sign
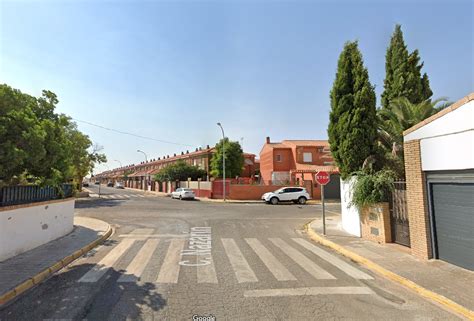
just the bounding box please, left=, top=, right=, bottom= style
left=315, top=171, right=330, bottom=185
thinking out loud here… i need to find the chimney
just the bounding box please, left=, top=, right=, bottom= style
left=173, top=153, right=176, bottom=157
left=186, top=150, right=189, bottom=154
left=199, top=147, right=202, bottom=151
left=266, top=136, right=270, bottom=144
left=195, top=148, right=198, bottom=152
left=181, top=151, right=184, bottom=155
left=206, top=145, right=210, bottom=149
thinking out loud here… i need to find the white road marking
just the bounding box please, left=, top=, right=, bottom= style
left=269, top=238, right=335, bottom=279
left=130, top=228, right=154, bottom=235
left=221, top=238, right=258, bottom=283
left=197, top=258, right=218, bottom=283
left=119, top=234, right=188, bottom=239
left=100, top=195, right=110, bottom=199
left=78, top=239, right=135, bottom=282
left=244, top=286, right=374, bottom=298
left=156, top=239, right=185, bottom=283
left=136, top=194, right=145, bottom=198
left=245, top=238, right=296, bottom=281
left=118, top=239, right=160, bottom=282
left=292, top=238, right=373, bottom=280
left=121, top=194, right=130, bottom=198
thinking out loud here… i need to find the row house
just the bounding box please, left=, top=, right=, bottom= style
left=96, top=145, right=257, bottom=191
left=259, top=137, right=340, bottom=199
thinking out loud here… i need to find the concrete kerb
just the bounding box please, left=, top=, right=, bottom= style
left=0, top=221, right=113, bottom=307
left=304, top=221, right=474, bottom=321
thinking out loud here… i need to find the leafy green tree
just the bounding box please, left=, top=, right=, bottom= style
left=154, top=160, right=207, bottom=182
left=210, top=138, right=244, bottom=178
left=328, top=41, right=377, bottom=180
left=0, top=84, right=106, bottom=188
left=381, top=25, right=433, bottom=110
left=0, top=85, right=46, bottom=184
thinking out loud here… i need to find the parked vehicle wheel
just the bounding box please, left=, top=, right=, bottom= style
left=270, top=197, right=279, bottom=205
left=179, top=195, right=182, bottom=200
left=297, top=196, right=307, bottom=205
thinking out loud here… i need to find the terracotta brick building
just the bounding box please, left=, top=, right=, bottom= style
left=96, top=145, right=257, bottom=190
left=259, top=137, right=339, bottom=199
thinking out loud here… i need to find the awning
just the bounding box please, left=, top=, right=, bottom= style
left=290, top=165, right=339, bottom=174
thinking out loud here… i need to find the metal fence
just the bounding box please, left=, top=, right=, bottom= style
left=0, top=184, right=74, bottom=207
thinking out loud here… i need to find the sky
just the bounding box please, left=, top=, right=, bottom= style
left=1, top=0, right=473, bottom=174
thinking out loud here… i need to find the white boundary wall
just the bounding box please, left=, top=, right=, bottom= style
left=0, top=199, right=75, bottom=262
left=340, top=177, right=361, bottom=237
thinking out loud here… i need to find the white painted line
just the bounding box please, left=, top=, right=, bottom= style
left=245, top=238, right=296, bottom=281
left=118, top=239, right=160, bottom=282
left=292, top=238, right=373, bottom=280
left=119, top=234, right=188, bottom=239
left=100, top=195, right=110, bottom=199
left=78, top=239, right=135, bottom=282
left=269, top=238, right=335, bottom=279
left=121, top=194, right=130, bottom=198
left=222, top=238, right=258, bottom=283
left=244, top=286, right=374, bottom=298
left=136, top=194, right=145, bottom=198
left=128, top=194, right=138, bottom=198
left=156, top=239, right=185, bottom=283
left=197, top=258, right=218, bottom=283
left=130, top=228, right=154, bottom=235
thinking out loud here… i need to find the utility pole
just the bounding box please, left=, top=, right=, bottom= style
left=217, top=123, right=226, bottom=201
left=137, top=150, right=149, bottom=191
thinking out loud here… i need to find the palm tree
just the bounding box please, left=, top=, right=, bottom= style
left=375, top=97, right=450, bottom=177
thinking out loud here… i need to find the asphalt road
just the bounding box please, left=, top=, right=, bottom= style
left=0, top=185, right=461, bottom=320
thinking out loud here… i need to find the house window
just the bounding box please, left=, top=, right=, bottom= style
left=276, top=154, right=282, bottom=162
left=317, top=147, right=324, bottom=153
left=303, top=152, right=312, bottom=163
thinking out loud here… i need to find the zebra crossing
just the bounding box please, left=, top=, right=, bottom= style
left=78, top=229, right=373, bottom=286
left=89, top=193, right=148, bottom=199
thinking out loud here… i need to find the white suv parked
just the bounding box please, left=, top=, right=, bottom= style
left=262, top=187, right=310, bottom=205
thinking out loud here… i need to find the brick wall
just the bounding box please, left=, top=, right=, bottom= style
left=228, top=185, right=282, bottom=200
left=360, top=203, right=391, bottom=243
left=404, top=139, right=432, bottom=259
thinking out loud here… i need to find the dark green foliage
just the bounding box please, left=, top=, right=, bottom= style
left=351, top=169, right=396, bottom=209
left=0, top=84, right=106, bottom=188
left=154, top=160, right=207, bottom=182
left=328, top=41, right=377, bottom=180
left=381, top=25, right=433, bottom=110
left=210, top=138, right=244, bottom=178
left=376, top=97, right=449, bottom=178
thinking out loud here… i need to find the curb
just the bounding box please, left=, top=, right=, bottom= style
left=0, top=222, right=113, bottom=307
left=304, top=222, right=474, bottom=321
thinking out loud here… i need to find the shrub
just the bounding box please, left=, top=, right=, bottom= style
left=351, top=170, right=395, bottom=209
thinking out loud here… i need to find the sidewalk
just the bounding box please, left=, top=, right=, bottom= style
left=0, top=216, right=111, bottom=306
left=308, top=213, right=474, bottom=318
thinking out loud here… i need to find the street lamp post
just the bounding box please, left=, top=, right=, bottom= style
left=137, top=150, right=149, bottom=191
left=114, top=159, right=122, bottom=168
left=217, top=123, right=226, bottom=201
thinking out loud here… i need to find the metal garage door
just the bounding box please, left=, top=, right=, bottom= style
left=430, top=183, right=474, bottom=270
left=324, top=174, right=341, bottom=199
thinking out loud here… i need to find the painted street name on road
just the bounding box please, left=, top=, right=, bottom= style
left=179, top=227, right=212, bottom=266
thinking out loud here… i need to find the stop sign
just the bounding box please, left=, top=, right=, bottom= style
left=315, top=171, right=330, bottom=185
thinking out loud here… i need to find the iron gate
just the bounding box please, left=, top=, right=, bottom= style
left=390, top=182, right=411, bottom=247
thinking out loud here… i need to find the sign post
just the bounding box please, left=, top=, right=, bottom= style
left=315, top=171, right=330, bottom=235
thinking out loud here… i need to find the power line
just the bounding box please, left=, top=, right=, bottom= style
left=73, top=118, right=193, bottom=147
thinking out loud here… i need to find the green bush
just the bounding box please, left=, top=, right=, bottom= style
left=351, top=170, right=395, bottom=209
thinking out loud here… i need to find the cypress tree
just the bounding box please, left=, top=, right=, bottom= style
left=328, top=41, right=377, bottom=180
left=381, top=25, right=432, bottom=110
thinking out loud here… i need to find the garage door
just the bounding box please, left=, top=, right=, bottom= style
left=431, top=183, right=474, bottom=270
